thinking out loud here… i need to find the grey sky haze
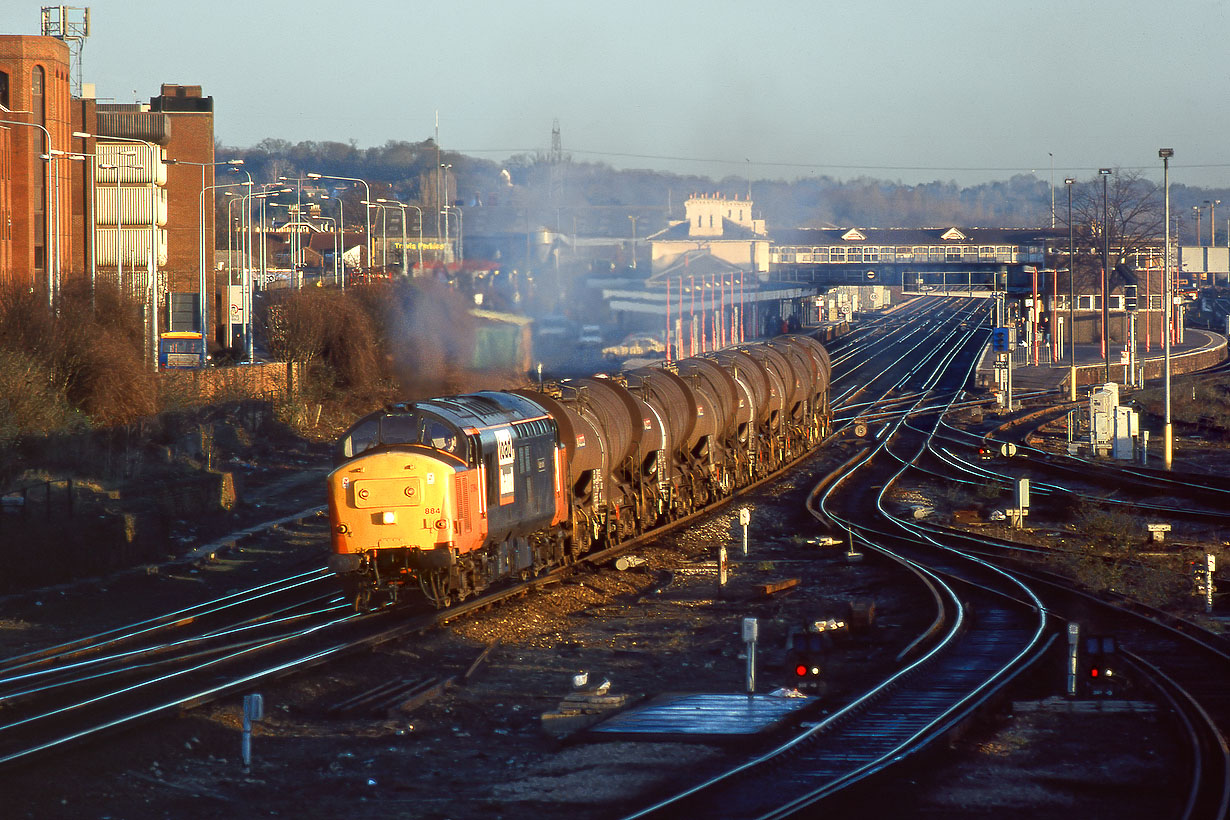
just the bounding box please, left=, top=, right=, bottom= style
left=3, top=0, right=1226, bottom=187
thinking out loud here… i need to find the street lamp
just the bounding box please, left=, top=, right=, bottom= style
left=438, top=163, right=452, bottom=245
left=166, top=157, right=244, bottom=345
left=1160, top=148, right=1174, bottom=470
left=361, top=201, right=387, bottom=275
left=315, top=215, right=337, bottom=285
left=1065, top=177, right=1076, bottom=395
left=1211, top=200, right=1221, bottom=246
left=318, top=194, right=348, bottom=288
left=4, top=119, right=56, bottom=308
left=194, top=180, right=246, bottom=361
left=1099, top=168, right=1112, bottom=381
left=1193, top=205, right=1202, bottom=245
left=628, top=215, right=639, bottom=269
left=308, top=172, right=371, bottom=271
left=1049, top=152, right=1055, bottom=229
left=444, top=205, right=463, bottom=265
left=377, top=198, right=424, bottom=274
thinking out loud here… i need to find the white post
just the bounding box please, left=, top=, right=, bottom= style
left=1066, top=622, right=1079, bottom=698
left=241, top=693, right=264, bottom=770
left=742, top=617, right=758, bottom=694
left=738, top=506, right=750, bottom=555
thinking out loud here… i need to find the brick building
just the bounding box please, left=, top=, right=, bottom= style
left=0, top=35, right=73, bottom=295
left=2, top=29, right=219, bottom=350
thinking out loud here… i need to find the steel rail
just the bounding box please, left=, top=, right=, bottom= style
left=626, top=299, right=1050, bottom=819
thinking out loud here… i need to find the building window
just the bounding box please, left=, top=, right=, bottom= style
left=1109, top=295, right=1123, bottom=311
left=0, top=70, right=9, bottom=109
left=31, top=65, right=44, bottom=121
left=1078, top=295, right=1095, bottom=310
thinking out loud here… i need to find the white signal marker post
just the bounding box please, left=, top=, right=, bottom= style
left=1066, top=623, right=1080, bottom=698
left=743, top=617, right=759, bottom=694
left=718, top=544, right=728, bottom=591
left=738, top=507, right=751, bottom=555
left=242, top=693, right=264, bottom=770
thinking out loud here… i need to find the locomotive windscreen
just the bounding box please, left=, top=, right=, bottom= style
left=338, top=411, right=464, bottom=460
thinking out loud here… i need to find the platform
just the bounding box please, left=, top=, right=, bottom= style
left=585, top=692, right=819, bottom=742
left=975, top=329, right=1227, bottom=394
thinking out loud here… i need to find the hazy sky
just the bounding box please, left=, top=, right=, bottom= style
left=4, top=0, right=1227, bottom=187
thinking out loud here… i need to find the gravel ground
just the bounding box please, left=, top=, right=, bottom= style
left=0, top=435, right=1194, bottom=819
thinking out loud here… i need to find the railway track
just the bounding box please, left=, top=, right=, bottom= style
left=625, top=298, right=1230, bottom=819
left=7, top=296, right=1223, bottom=818
left=0, top=304, right=939, bottom=773
left=626, top=299, right=1060, bottom=818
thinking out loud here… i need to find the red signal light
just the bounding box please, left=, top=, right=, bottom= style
left=1090, top=667, right=1099, bottom=678
left=795, top=664, right=809, bottom=677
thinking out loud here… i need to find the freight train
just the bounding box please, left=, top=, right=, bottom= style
left=326, top=334, right=832, bottom=610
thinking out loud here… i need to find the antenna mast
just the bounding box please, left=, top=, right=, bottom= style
left=40, top=6, right=90, bottom=96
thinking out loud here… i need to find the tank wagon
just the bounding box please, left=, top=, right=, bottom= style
left=326, top=334, right=831, bottom=610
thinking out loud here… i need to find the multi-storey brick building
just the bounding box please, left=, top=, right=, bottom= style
left=2, top=29, right=219, bottom=351
left=0, top=35, right=73, bottom=295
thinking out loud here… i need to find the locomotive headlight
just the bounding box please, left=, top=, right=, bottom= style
left=381, top=511, right=397, bottom=525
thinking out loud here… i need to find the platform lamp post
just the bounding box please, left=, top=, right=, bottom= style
left=1160, top=148, right=1174, bottom=471
left=307, top=173, right=371, bottom=272
left=1099, top=168, right=1112, bottom=382
left=1066, top=177, right=1076, bottom=400
left=3, top=119, right=56, bottom=309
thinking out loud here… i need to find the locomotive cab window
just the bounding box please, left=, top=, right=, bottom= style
left=340, top=417, right=381, bottom=459
left=338, top=411, right=467, bottom=461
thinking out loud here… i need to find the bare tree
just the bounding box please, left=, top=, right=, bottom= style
left=1057, top=169, right=1164, bottom=293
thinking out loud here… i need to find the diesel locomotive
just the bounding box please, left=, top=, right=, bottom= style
left=326, top=334, right=831, bottom=610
